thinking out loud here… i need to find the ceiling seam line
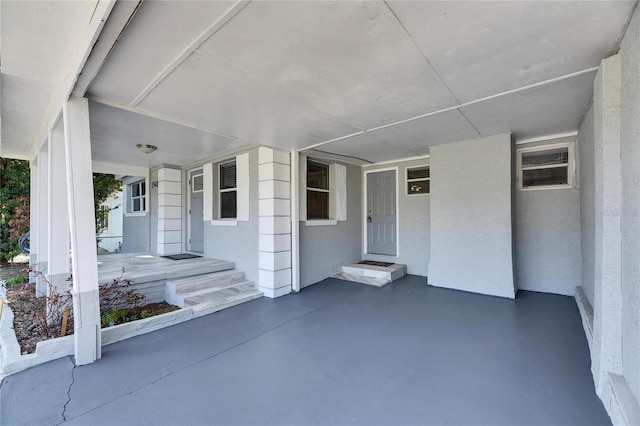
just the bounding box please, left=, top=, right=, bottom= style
left=128, top=0, right=251, bottom=108
left=455, top=108, right=482, bottom=138
left=382, top=0, right=462, bottom=105
left=297, top=66, right=599, bottom=153
left=458, top=67, right=599, bottom=109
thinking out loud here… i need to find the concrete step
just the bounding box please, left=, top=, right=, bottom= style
left=165, top=270, right=246, bottom=306
left=183, top=281, right=257, bottom=306
left=190, top=288, right=263, bottom=318
left=174, top=270, right=246, bottom=294
left=335, top=263, right=407, bottom=287
left=332, top=272, right=390, bottom=287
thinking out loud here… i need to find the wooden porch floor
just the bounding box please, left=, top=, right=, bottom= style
left=96, top=252, right=234, bottom=285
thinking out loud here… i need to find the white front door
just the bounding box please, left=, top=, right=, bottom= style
left=188, top=169, right=204, bottom=253
left=367, top=170, right=397, bottom=256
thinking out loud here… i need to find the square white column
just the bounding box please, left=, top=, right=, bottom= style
left=35, top=144, right=49, bottom=295
left=47, top=131, right=70, bottom=295
left=63, top=97, right=101, bottom=365
left=29, top=158, right=38, bottom=283
left=258, top=147, right=292, bottom=298
left=156, top=167, right=182, bottom=255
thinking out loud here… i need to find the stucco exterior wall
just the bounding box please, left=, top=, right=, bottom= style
left=515, top=179, right=582, bottom=296
left=203, top=147, right=260, bottom=285
left=619, top=6, right=640, bottom=406
left=299, top=162, right=361, bottom=287
left=576, top=7, right=640, bottom=423
left=121, top=215, right=150, bottom=253
left=363, top=159, right=430, bottom=277
left=429, top=134, right=515, bottom=299
left=579, top=107, right=596, bottom=306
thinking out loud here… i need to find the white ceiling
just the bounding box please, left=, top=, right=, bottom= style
left=1, top=1, right=637, bottom=167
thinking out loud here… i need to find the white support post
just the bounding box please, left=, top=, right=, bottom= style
left=63, top=97, right=101, bottom=365
left=157, top=168, right=182, bottom=255
left=29, top=158, right=38, bottom=283
left=47, top=131, right=70, bottom=295
left=36, top=143, right=50, bottom=295
left=258, top=147, right=292, bottom=298
left=290, top=150, right=301, bottom=293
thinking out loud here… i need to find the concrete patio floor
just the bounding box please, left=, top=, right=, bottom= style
left=1, top=275, right=609, bottom=425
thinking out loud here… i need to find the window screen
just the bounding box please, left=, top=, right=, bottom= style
left=520, top=146, right=570, bottom=188
left=219, top=161, right=237, bottom=219
left=407, top=166, right=430, bottom=195
left=307, top=160, right=330, bottom=219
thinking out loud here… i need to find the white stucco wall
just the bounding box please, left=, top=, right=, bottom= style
left=429, top=134, right=515, bottom=299
left=577, top=7, right=640, bottom=424
left=619, top=6, right=640, bottom=406
left=514, top=137, right=582, bottom=297
left=579, top=107, right=596, bottom=306
left=363, top=159, right=430, bottom=277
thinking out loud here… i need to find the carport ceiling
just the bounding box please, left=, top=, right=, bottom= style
left=2, top=1, right=636, bottom=167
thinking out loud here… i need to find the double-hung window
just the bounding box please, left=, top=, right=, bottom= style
left=406, top=166, right=430, bottom=195
left=518, top=143, right=574, bottom=189
left=219, top=161, right=237, bottom=219
left=306, top=160, right=330, bottom=220
left=128, top=180, right=146, bottom=213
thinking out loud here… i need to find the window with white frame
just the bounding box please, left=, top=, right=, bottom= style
left=219, top=161, right=237, bottom=219
left=518, top=143, right=574, bottom=189
left=192, top=173, right=204, bottom=193
left=406, top=166, right=430, bottom=195
left=127, top=179, right=146, bottom=213
left=306, top=159, right=330, bottom=220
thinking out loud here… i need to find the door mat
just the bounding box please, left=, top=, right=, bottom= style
left=161, top=253, right=202, bottom=261
left=358, top=260, right=395, bottom=267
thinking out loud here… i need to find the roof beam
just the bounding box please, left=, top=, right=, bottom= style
left=30, top=0, right=117, bottom=159
left=73, top=1, right=144, bottom=97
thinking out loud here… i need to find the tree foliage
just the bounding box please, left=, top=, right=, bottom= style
left=93, top=173, right=122, bottom=235
left=0, top=160, right=123, bottom=264
left=0, top=158, right=30, bottom=264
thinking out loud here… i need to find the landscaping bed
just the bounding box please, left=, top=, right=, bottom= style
left=4, top=283, right=179, bottom=355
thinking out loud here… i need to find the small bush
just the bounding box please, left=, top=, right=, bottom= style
left=101, top=307, right=128, bottom=327
left=5, top=273, right=26, bottom=287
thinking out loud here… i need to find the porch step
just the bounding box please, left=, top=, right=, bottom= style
left=165, top=269, right=263, bottom=317
left=189, top=285, right=263, bottom=318
left=334, top=263, right=407, bottom=287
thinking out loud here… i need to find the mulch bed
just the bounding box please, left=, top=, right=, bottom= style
left=4, top=283, right=179, bottom=355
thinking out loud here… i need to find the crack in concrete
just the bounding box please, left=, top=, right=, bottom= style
left=60, top=356, right=76, bottom=423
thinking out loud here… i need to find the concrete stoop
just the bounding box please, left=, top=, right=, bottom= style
left=333, top=263, right=407, bottom=287
left=165, top=270, right=263, bottom=318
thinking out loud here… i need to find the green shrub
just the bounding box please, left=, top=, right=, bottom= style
left=101, top=307, right=128, bottom=327
left=5, top=273, right=25, bottom=287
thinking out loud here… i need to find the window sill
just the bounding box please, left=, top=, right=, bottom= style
left=305, top=219, right=338, bottom=227
left=124, top=212, right=147, bottom=217
left=518, top=184, right=575, bottom=191
left=210, top=220, right=238, bottom=227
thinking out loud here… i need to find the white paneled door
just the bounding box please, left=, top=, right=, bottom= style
left=189, top=169, right=204, bottom=253
left=367, top=170, right=396, bottom=256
